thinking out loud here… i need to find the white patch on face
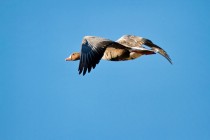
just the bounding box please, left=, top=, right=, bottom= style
left=69, top=55, right=72, bottom=60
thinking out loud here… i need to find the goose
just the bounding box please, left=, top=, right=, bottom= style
left=66, top=35, right=172, bottom=75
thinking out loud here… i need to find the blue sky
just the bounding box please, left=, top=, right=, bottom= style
left=1, top=0, right=210, bottom=140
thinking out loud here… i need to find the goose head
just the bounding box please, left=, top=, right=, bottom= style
left=65, top=52, right=80, bottom=61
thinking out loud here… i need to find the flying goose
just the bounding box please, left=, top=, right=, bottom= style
left=66, top=35, right=172, bottom=75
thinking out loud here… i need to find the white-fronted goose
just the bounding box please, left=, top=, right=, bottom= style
left=66, top=35, right=172, bottom=75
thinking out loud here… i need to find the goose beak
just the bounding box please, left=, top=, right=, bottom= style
left=65, top=56, right=71, bottom=61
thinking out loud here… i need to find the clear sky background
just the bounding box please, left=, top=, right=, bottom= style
left=1, top=0, right=210, bottom=140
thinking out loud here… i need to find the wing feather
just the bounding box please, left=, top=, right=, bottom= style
left=78, top=36, right=113, bottom=75
left=144, top=39, right=172, bottom=64
left=117, top=35, right=172, bottom=64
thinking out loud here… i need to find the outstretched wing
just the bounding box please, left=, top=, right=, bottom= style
left=78, top=36, right=113, bottom=75
left=117, top=35, right=172, bottom=64
left=144, top=39, right=172, bottom=64
left=116, top=35, right=146, bottom=48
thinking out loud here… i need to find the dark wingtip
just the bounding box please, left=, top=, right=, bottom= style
left=157, top=52, right=173, bottom=65
left=78, top=67, right=82, bottom=75
left=168, top=60, right=173, bottom=65
left=169, top=59, right=173, bottom=65
left=82, top=69, right=87, bottom=76
left=164, top=55, right=173, bottom=65
left=166, top=55, right=173, bottom=65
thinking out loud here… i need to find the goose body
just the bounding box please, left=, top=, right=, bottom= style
left=66, top=35, right=172, bottom=75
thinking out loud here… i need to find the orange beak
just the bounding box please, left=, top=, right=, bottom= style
left=65, top=56, right=71, bottom=61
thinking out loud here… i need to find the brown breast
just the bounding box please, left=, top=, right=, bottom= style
left=102, top=47, right=130, bottom=61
